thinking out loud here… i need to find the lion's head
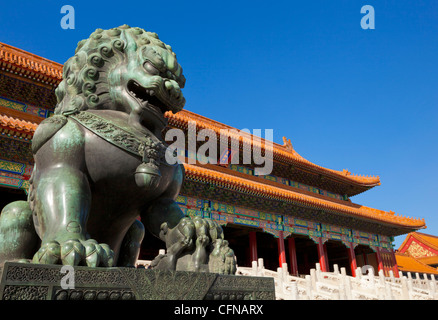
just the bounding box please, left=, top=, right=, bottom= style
left=54, top=25, right=186, bottom=131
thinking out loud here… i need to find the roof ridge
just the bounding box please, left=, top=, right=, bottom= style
left=0, top=41, right=63, bottom=81
left=415, top=232, right=438, bottom=239
left=167, top=110, right=381, bottom=187
left=0, top=42, right=62, bottom=66
left=413, top=232, right=438, bottom=251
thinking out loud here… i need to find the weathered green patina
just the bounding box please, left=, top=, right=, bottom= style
left=0, top=25, right=236, bottom=274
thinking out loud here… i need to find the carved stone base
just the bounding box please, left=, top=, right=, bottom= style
left=0, top=262, right=275, bottom=300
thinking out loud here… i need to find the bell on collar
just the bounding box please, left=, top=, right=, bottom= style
left=135, top=162, right=161, bottom=190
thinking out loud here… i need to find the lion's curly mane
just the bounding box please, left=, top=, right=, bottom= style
left=54, top=25, right=185, bottom=116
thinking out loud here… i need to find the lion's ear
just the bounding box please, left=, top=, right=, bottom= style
left=55, top=95, right=85, bottom=117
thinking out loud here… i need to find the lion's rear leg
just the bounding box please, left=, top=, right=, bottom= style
left=31, top=165, right=115, bottom=267
left=0, top=201, right=40, bottom=264
left=117, top=219, right=145, bottom=267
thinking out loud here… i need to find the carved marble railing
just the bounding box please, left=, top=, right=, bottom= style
left=135, top=259, right=152, bottom=269
left=235, top=259, right=438, bottom=300
left=136, top=255, right=438, bottom=300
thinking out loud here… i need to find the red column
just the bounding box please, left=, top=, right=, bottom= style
left=375, top=247, right=383, bottom=273
left=249, top=231, right=258, bottom=263
left=277, top=231, right=287, bottom=267
left=324, top=242, right=329, bottom=271
left=288, top=237, right=298, bottom=276
left=348, top=242, right=357, bottom=277
left=317, top=238, right=328, bottom=272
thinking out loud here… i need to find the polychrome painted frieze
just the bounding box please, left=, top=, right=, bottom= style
left=0, top=96, right=53, bottom=118
left=176, top=194, right=393, bottom=249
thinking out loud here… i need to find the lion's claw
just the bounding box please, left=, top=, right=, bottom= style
left=99, top=243, right=115, bottom=267
left=32, top=239, right=114, bottom=267
left=32, top=241, right=61, bottom=265
left=196, top=234, right=209, bottom=247
left=83, top=240, right=100, bottom=267
left=61, top=239, right=85, bottom=266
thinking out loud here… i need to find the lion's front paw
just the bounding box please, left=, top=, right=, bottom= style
left=32, top=239, right=114, bottom=267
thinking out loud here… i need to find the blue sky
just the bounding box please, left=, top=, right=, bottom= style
left=1, top=0, right=437, bottom=248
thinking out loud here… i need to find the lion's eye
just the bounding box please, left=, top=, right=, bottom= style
left=144, top=61, right=160, bottom=75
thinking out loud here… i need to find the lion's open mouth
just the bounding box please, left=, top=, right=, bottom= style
left=127, top=80, right=169, bottom=115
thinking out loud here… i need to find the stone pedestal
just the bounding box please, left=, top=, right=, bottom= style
left=0, top=262, right=275, bottom=300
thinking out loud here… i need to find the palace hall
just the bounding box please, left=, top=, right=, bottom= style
left=0, top=41, right=427, bottom=277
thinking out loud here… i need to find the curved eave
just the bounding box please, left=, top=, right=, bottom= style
left=395, top=253, right=438, bottom=275
left=182, top=162, right=425, bottom=230
left=166, top=110, right=381, bottom=189
left=0, top=42, right=63, bottom=85
left=0, top=114, right=38, bottom=136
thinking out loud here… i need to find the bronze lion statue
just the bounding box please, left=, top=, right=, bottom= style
left=0, top=25, right=236, bottom=274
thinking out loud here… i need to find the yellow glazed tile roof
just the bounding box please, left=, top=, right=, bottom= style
left=166, top=110, right=381, bottom=188
left=183, top=162, right=425, bottom=229
left=417, top=256, right=438, bottom=266
left=396, top=253, right=438, bottom=275
left=395, top=233, right=438, bottom=275
left=0, top=113, right=38, bottom=134
left=0, top=42, right=63, bottom=84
